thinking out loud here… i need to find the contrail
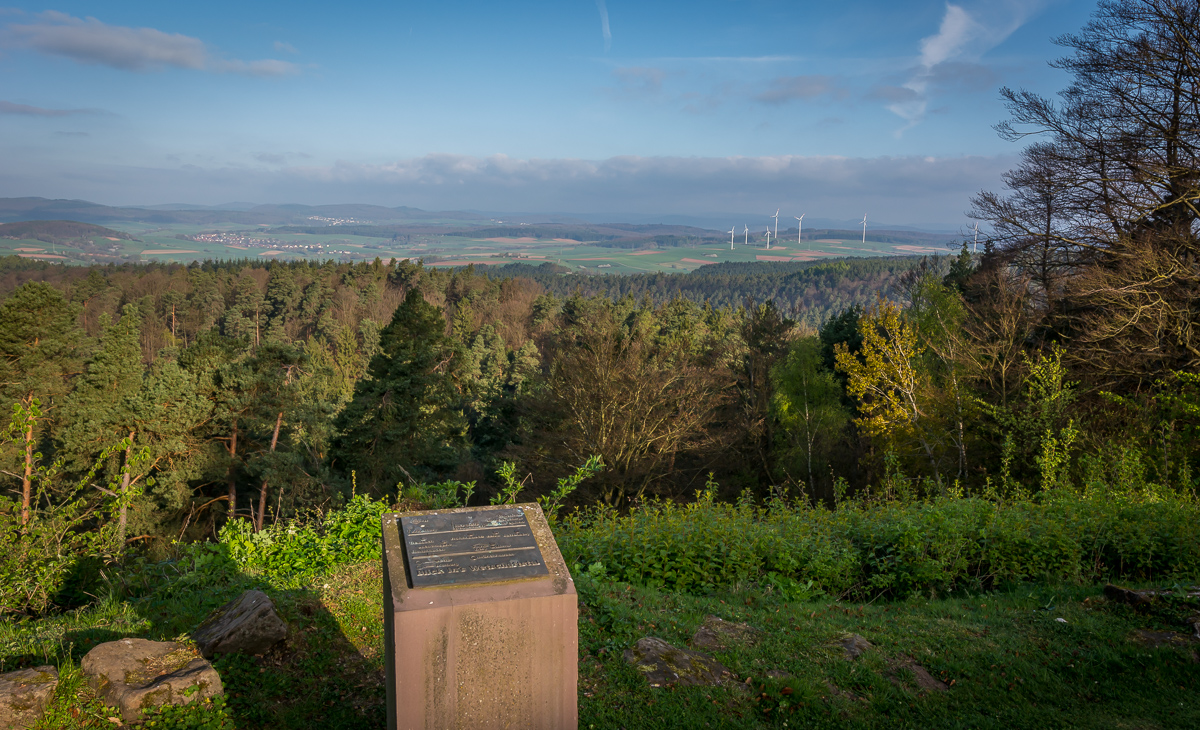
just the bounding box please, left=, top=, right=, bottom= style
left=595, top=0, right=611, bottom=52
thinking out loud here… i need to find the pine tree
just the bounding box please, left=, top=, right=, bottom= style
left=58, top=304, right=146, bottom=543
left=333, top=289, right=464, bottom=493
left=0, top=283, right=82, bottom=525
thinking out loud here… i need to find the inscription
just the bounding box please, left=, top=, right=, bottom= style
left=400, top=508, right=549, bottom=587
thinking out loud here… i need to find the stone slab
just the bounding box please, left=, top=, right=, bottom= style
left=383, top=503, right=577, bottom=730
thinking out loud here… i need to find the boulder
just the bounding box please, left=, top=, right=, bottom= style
left=838, top=633, right=873, bottom=660
left=81, top=639, right=222, bottom=723
left=690, top=615, right=759, bottom=650
left=0, top=666, right=57, bottom=730
left=192, top=589, right=287, bottom=658
left=888, top=656, right=948, bottom=692
left=1129, top=629, right=1196, bottom=649
left=624, top=637, right=732, bottom=688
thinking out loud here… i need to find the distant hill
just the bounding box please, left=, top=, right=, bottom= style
left=0, top=197, right=487, bottom=226
left=0, top=220, right=137, bottom=244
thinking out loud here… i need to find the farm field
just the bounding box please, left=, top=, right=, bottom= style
left=0, top=224, right=953, bottom=272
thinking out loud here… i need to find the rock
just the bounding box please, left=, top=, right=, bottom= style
left=824, top=680, right=863, bottom=702
left=838, top=633, right=873, bottom=660
left=0, top=666, right=58, bottom=730
left=1187, top=615, right=1200, bottom=641
left=690, top=615, right=759, bottom=650
left=892, top=657, right=948, bottom=692
left=1104, top=584, right=1156, bottom=607
left=81, top=639, right=223, bottom=723
left=1129, top=629, right=1196, bottom=649
left=624, top=637, right=732, bottom=688
left=192, top=589, right=287, bottom=658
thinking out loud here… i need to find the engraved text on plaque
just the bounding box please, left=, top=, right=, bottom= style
left=399, top=508, right=549, bottom=588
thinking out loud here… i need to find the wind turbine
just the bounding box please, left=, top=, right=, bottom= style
left=743, top=225, right=749, bottom=246
left=765, top=227, right=771, bottom=248
left=861, top=214, right=867, bottom=244
left=971, top=222, right=980, bottom=253
left=729, top=227, right=736, bottom=250
left=771, top=209, right=780, bottom=247
left=794, top=214, right=805, bottom=244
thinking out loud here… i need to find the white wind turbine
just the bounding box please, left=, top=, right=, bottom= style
left=971, top=222, right=980, bottom=253
left=794, top=214, right=805, bottom=244
left=861, top=214, right=867, bottom=244
left=729, top=227, right=736, bottom=250
left=743, top=224, right=749, bottom=246
left=765, top=227, right=771, bottom=248
left=771, top=209, right=780, bottom=248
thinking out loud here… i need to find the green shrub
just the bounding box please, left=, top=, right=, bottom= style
left=218, top=493, right=390, bottom=585
left=558, top=484, right=1200, bottom=599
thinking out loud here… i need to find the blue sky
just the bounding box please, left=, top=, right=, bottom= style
left=0, top=0, right=1098, bottom=227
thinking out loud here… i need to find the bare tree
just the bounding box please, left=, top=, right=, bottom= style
left=972, top=0, right=1200, bottom=385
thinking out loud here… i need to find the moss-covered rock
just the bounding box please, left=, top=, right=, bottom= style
left=0, top=665, right=58, bottom=730
left=80, top=639, right=223, bottom=723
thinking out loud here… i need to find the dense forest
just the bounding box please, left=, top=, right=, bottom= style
left=3, top=0, right=1200, bottom=583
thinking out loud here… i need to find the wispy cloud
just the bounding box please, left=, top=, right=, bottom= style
left=595, top=0, right=612, bottom=52
left=885, top=1, right=1041, bottom=135
left=5, top=11, right=299, bottom=76
left=612, top=66, right=666, bottom=96
left=273, top=41, right=298, bottom=55
left=0, top=99, right=97, bottom=116
left=756, top=75, right=847, bottom=104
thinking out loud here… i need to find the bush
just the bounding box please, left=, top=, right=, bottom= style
left=558, top=484, right=1200, bottom=599
left=218, top=494, right=390, bottom=585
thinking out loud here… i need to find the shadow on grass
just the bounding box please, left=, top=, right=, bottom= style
left=3, top=550, right=386, bottom=730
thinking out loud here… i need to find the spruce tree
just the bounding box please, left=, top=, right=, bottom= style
left=58, top=304, right=145, bottom=544
left=333, top=289, right=464, bottom=493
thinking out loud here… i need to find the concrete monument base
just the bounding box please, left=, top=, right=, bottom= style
left=383, top=503, right=577, bottom=730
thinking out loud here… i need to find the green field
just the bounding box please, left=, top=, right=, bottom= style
left=0, top=224, right=951, bottom=273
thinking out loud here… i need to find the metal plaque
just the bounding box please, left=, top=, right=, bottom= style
left=399, top=508, right=549, bottom=588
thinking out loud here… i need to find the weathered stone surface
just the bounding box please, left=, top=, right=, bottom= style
left=888, top=656, right=948, bottom=692
left=192, top=589, right=287, bottom=658
left=624, top=637, right=731, bottom=688
left=0, top=666, right=57, bottom=730
left=690, top=615, right=758, bottom=650
left=1105, top=584, right=1200, bottom=607
left=838, top=633, right=873, bottom=660
left=81, top=639, right=223, bottom=723
left=1129, top=629, right=1197, bottom=649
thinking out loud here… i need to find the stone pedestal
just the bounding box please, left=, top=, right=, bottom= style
left=383, top=503, right=577, bottom=730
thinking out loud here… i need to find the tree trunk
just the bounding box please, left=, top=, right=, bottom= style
left=227, top=419, right=238, bottom=521
left=20, top=420, right=33, bottom=527
left=256, top=411, right=284, bottom=532
left=117, top=430, right=135, bottom=549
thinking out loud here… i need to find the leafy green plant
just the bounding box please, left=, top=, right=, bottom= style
left=140, top=696, right=233, bottom=729
left=491, top=456, right=603, bottom=522
left=1, top=402, right=149, bottom=615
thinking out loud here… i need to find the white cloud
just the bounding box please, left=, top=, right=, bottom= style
left=595, top=0, right=612, bottom=52
left=5, top=11, right=299, bottom=76
left=886, top=1, right=1043, bottom=134
left=0, top=152, right=1014, bottom=226
left=756, top=75, right=847, bottom=104
left=0, top=99, right=96, bottom=116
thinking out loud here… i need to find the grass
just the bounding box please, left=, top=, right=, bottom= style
left=3, top=561, right=1197, bottom=729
